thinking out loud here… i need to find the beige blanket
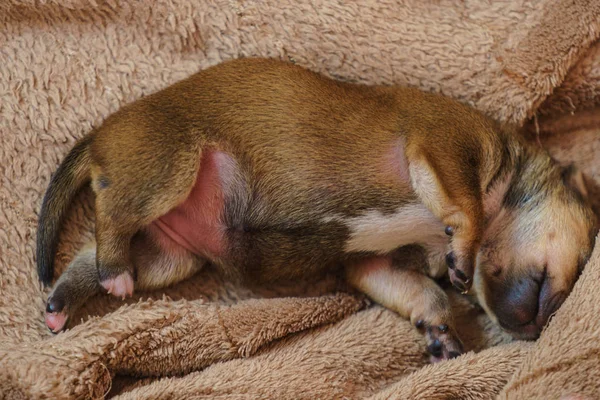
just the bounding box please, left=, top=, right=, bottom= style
left=1, top=1, right=600, bottom=398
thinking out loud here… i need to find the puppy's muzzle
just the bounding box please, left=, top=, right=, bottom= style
left=488, top=271, right=567, bottom=340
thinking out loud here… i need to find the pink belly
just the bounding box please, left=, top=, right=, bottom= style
left=152, top=150, right=230, bottom=259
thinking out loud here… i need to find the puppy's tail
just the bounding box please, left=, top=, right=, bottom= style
left=36, top=134, right=93, bottom=286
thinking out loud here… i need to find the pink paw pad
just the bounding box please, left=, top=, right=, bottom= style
left=45, top=312, right=68, bottom=333
left=100, top=272, right=134, bottom=299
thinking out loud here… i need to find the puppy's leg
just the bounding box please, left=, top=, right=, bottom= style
left=93, top=190, right=190, bottom=298
left=346, top=255, right=463, bottom=362
left=91, top=145, right=201, bottom=298
left=45, top=244, right=101, bottom=333
left=409, top=159, right=483, bottom=293
left=93, top=215, right=136, bottom=298
left=45, top=230, right=203, bottom=333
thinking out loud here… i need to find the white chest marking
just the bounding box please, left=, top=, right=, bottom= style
left=327, top=204, right=446, bottom=254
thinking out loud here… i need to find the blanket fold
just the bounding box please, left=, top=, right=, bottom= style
left=0, top=294, right=365, bottom=399
left=368, top=342, right=532, bottom=400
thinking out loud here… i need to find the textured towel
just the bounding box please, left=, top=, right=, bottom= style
left=1, top=1, right=599, bottom=398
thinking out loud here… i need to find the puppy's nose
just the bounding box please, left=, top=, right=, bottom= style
left=491, top=276, right=541, bottom=334
left=537, top=286, right=567, bottom=329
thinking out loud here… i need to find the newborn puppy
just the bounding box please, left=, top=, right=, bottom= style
left=37, top=58, right=597, bottom=361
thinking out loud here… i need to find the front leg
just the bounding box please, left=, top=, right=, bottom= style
left=408, top=158, right=484, bottom=293
left=346, top=255, right=463, bottom=362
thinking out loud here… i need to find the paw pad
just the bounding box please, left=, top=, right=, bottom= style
left=100, top=272, right=134, bottom=299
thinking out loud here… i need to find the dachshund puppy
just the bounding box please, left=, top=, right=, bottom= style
left=37, top=58, right=597, bottom=361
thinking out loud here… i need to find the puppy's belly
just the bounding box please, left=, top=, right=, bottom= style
left=152, top=150, right=229, bottom=259
left=145, top=145, right=446, bottom=275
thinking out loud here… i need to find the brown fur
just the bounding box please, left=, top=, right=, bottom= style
left=37, top=58, right=597, bottom=360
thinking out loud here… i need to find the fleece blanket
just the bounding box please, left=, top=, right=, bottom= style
left=1, top=1, right=600, bottom=398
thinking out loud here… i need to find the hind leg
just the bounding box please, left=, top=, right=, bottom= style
left=90, top=144, right=201, bottom=298
left=93, top=184, right=198, bottom=298
left=45, top=230, right=203, bottom=333
left=45, top=244, right=101, bottom=333
left=94, top=219, right=136, bottom=298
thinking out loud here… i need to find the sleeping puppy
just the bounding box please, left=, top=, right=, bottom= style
left=36, top=58, right=597, bottom=361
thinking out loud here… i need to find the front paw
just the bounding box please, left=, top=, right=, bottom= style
left=445, top=252, right=473, bottom=293
left=417, top=320, right=464, bottom=362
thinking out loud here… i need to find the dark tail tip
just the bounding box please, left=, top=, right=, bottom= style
left=36, top=183, right=65, bottom=286
left=36, top=135, right=92, bottom=285
left=36, top=224, right=56, bottom=286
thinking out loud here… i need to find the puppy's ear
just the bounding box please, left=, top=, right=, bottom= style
left=561, top=164, right=589, bottom=201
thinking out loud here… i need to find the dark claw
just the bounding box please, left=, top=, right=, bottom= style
left=452, top=279, right=467, bottom=293
left=451, top=268, right=471, bottom=294
left=445, top=253, right=456, bottom=269
left=454, top=268, right=468, bottom=282
left=447, top=252, right=473, bottom=292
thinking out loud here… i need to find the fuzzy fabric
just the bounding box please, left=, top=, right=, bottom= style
left=1, top=1, right=599, bottom=398
left=539, top=40, right=600, bottom=117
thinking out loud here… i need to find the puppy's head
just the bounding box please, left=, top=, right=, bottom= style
left=474, top=154, right=597, bottom=340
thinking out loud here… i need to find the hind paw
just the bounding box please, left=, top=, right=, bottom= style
left=45, top=296, right=69, bottom=333
left=100, top=272, right=134, bottom=299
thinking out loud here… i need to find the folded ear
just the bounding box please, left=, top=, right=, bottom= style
left=561, top=164, right=589, bottom=201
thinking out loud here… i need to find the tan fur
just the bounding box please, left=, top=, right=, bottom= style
left=37, top=58, right=597, bottom=357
